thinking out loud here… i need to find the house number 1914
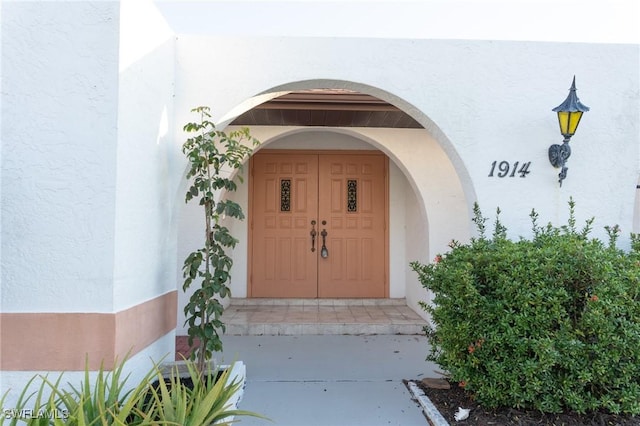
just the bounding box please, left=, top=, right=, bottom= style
left=488, top=161, right=531, bottom=178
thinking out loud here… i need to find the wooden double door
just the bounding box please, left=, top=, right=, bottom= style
left=249, top=151, right=388, bottom=298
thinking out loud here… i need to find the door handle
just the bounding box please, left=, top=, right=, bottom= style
left=320, top=228, right=329, bottom=258
left=310, top=220, right=317, bottom=252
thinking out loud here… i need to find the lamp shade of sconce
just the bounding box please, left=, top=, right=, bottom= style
left=549, top=76, right=590, bottom=186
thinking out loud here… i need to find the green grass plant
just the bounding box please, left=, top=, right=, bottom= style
left=143, top=359, right=268, bottom=425
left=48, top=355, right=157, bottom=425
left=1, top=355, right=267, bottom=425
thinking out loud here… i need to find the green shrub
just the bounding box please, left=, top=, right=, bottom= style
left=411, top=199, right=640, bottom=415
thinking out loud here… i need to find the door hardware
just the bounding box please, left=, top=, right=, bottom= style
left=320, top=228, right=329, bottom=258
left=310, top=220, right=317, bottom=252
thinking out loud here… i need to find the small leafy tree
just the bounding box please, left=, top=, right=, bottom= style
left=182, top=106, right=259, bottom=373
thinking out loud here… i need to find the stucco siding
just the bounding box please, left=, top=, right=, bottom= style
left=113, top=0, right=177, bottom=311
left=173, top=36, right=639, bottom=248
left=1, top=2, right=121, bottom=312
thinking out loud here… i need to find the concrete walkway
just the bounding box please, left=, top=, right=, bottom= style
left=215, top=334, right=440, bottom=426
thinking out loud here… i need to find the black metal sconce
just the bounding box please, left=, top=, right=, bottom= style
left=549, top=76, right=590, bottom=186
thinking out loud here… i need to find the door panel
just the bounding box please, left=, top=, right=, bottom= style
left=251, top=154, right=318, bottom=297
left=318, top=155, right=386, bottom=297
left=250, top=151, right=386, bottom=298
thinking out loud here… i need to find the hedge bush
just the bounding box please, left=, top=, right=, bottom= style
left=411, top=199, right=640, bottom=415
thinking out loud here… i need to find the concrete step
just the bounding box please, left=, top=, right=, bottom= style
left=229, top=298, right=409, bottom=306
left=222, top=298, right=427, bottom=336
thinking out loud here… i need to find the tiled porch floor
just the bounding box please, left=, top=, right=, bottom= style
left=176, top=298, right=427, bottom=360
left=181, top=298, right=426, bottom=337
left=223, top=298, right=427, bottom=336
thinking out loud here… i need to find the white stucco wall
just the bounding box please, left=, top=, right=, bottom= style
left=113, top=0, right=178, bottom=311
left=0, top=0, right=4, bottom=320
left=1, top=2, right=121, bottom=313
left=1, top=1, right=180, bottom=313
left=173, top=36, right=639, bottom=246
left=1, top=0, right=180, bottom=404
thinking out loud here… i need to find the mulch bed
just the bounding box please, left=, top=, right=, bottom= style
left=414, top=379, right=640, bottom=425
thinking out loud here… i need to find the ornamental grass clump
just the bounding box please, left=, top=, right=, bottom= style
left=411, top=199, right=640, bottom=415
left=0, top=355, right=266, bottom=425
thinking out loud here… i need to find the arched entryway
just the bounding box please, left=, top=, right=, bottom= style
left=176, top=82, right=476, bottom=334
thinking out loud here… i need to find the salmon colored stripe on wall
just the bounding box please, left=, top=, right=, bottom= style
left=0, top=291, right=177, bottom=371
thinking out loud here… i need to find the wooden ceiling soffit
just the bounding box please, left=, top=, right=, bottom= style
left=230, top=92, right=422, bottom=128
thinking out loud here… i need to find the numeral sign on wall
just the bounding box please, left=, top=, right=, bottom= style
left=488, top=161, right=531, bottom=178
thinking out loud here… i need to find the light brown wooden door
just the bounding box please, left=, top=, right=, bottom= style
left=250, top=153, right=319, bottom=297
left=317, top=154, right=386, bottom=297
left=250, top=151, right=387, bottom=298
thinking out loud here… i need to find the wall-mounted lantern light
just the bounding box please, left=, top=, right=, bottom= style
left=549, top=76, right=590, bottom=186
